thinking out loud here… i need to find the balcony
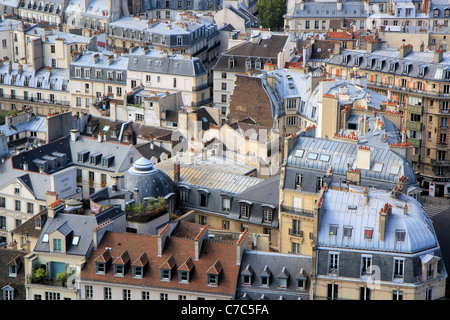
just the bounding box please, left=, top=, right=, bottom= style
left=288, top=229, right=303, bottom=237
left=280, top=205, right=315, bottom=218
left=407, top=138, right=421, bottom=147
left=1, top=94, right=70, bottom=106
left=407, top=104, right=423, bottom=115
left=411, top=154, right=420, bottom=163
left=406, top=120, right=422, bottom=131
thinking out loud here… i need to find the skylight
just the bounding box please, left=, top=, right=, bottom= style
left=389, top=165, right=400, bottom=175
left=319, top=154, right=330, bottom=162
left=72, top=236, right=80, bottom=246
left=42, top=234, right=49, bottom=243
left=307, top=152, right=318, bottom=160
left=373, top=163, right=383, bottom=172
left=294, top=149, right=304, bottom=158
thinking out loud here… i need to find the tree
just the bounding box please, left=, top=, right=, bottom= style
left=256, top=0, right=286, bottom=31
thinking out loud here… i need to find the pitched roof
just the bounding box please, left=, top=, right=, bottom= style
left=80, top=228, right=241, bottom=297
left=226, top=75, right=274, bottom=128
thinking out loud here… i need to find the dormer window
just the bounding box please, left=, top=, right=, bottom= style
left=341, top=53, right=350, bottom=64
left=239, top=201, right=252, bottom=219
left=133, top=266, right=143, bottom=278
left=228, top=56, right=235, bottom=69
left=206, top=260, right=222, bottom=287
left=375, top=58, right=384, bottom=70
left=160, top=255, right=175, bottom=281
left=255, top=58, right=262, bottom=69
left=259, top=265, right=271, bottom=287
left=262, top=206, right=273, bottom=223
left=443, top=69, right=450, bottom=80
left=434, top=8, right=439, bottom=17
left=132, top=253, right=148, bottom=279
left=240, top=264, right=253, bottom=286
left=96, top=262, right=106, bottom=274
left=395, top=230, right=406, bottom=241
left=245, top=58, right=252, bottom=70
left=178, top=256, right=194, bottom=283
left=113, top=250, right=130, bottom=277
left=417, top=65, right=427, bottom=77
left=296, top=268, right=308, bottom=290
left=277, top=267, right=289, bottom=288
left=353, top=55, right=362, bottom=66
left=388, top=60, right=397, bottom=72
left=365, top=57, right=374, bottom=68
left=402, top=62, right=411, bottom=74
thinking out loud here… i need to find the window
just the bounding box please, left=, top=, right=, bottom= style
left=27, top=202, right=34, bottom=214
left=364, top=228, right=373, bottom=239
left=200, top=193, right=208, bottom=207
left=329, top=225, right=338, bottom=236
left=173, top=78, right=177, bottom=88
left=104, top=287, right=112, bottom=300
left=179, top=271, right=190, bottom=283
left=263, top=208, right=272, bottom=223
left=361, top=256, right=372, bottom=276
left=307, top=152, right=318, bottom=160
left=360, top=287, right=371, bottom=300
left=295, top=173, right=302, bottom=189
left=392, top=290, right=403, bottom=300
left=316, top=177, right=324, bottom=191
left=291, top=242, right=300, bottom=254
left=427, top=263, right=434, bottom=279
left=207, top=274, right=218, bottom=286
left=240, top=204, right=250, bottom=218
left=179, top=189, right=188, bottom=203
left=53, top=238, right=62, bottom=252
left=161, top=269, right=171, bottom=281
left=15, top=200, right=21, bottom=211
left=373, top=163, right=383, bottom=172
left=114, top=264, right=124, bottom=277
left=85, top=285, right=93, bottom=299
left=343, top=226, right=352, bottom=238
left=278, top=276, right=288, bottom=288
left=393, top=258, right=404, bottom=280
left=395, top=230, right=406, bottom=241
left=222, top=220, right=230, bottom=230
left=0, top=197, right=5, bottom=208
left=96, top=262, right=105, bottom=274
left=160, top=293, right=168, bottom=300
left=45, top=292, right=60, bottom=300
left=327, top=284, right=338, bottom=300
left=123, top=289, right=131, bottom=300
left=329, top=253, right=339, bottom=274
left=133, top=266, right=143, bottom=279
left=142, top=291, right=151, bottom=300
left=222, top=197, right=231, bottom=212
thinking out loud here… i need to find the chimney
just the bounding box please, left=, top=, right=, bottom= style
left=93, top=53, right=100, bottom=63
left=173, top=158, right=180, bottom=181
left=236, top=229, right=249, bottom=265
left=434, top=49, right=444, bottom=63
left=403, top=203, right=408, bottom=215
left=399, top=44, right=413, bottom=58
left=18, top=64, right=23, bottom=75
left=45, top=191, right=58, bottom=207
left=401, top=127, right=406, bottom=144
left=107, top=54, right=114, bottom=65
left=299, top=0, right=304, bottom=10
left=47, top=199, right=63, bottom=219
left=98, top=133, right=102, bottom=143
left=70, top=129, right=79, bottom=142
left=334, top=41, right=341, bottom=55
left=363, top=187, right=369, bottom=204
left=92, top=228, right=98, bottom=249
left=378, top=203, right=391, bottom=241
left=202, top=148, right=207, bottom=161
left=23, top=162, right=28, bottom=171
left=356, top=146, right=371, bottom=170
left=133, top=188, right=141, bottom=205
left=157, top=224, right=171, bottom=256
left=337, top=0, right=342, bottom=11
left=194, top=225, right=208, bottom=261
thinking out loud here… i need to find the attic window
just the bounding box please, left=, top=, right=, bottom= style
left=343, top=226, right=352, bottom=238
left=401, top=63, right=411, bottom=74
left=389, top=165, right=400, bottom=175
left=365, top=58, right=373, bottom=68
left=388, top=61, right=397, bottom=72
left=307, top=152, right=318, bottom=160
left=373, top=163, right=383, bottom=172
left=417, top=65, right=426, bottom=77
left=329, top=225, right=338, bottom=236
left=395, top=230, right=406, bottom=241
left=72, top=236, right=80, bottom=246
left=228, top=57, right=235, bottom=68
left=245, top=58, right=252, bottom=70
left=294, top=149, right=304, bottom=158
left=42, top=234, right=49, bottom=243
left=364, top=229, right=373, bottom=239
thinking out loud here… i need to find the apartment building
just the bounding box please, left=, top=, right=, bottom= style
left=0, top=62, right=70, bottom=115
left=327, top=45, right=450, bottom=196
left=18, top=0, right=67, bottom=26
left=278, top=133, right=420, bottom=255
left=24, top=199, right=126, bottom=300
left=212, top=33, right=296, bottom=124
left=127, top=47, right=210, bottom=108
left=79, top=221, right=249, bottom=300
left=314, top=186, right=447, bottom=300
left=69, top=51, right=128, bottom=116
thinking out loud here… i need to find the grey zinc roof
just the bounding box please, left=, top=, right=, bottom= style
left=127, top=51, right=206, bottom=76
left=69, top=136, right=138, bottom=173
left=328, top=48, right=450, bottom=81
left=70, top=51, right=129, bottom=71
left=318, top=187, right=438, bottom=253
left=0, top=116, right=46, bottom=137
left=236, top=250, right=312, bottom=300
left=286, top=1, right=367, bottom=18
left=287, top=137, right=417, bottom=185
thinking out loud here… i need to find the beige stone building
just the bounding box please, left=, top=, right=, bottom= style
left=327, top=44, right=450, bottom=196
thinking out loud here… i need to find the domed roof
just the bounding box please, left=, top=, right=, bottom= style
left=125, top=157, right=177, bottom=199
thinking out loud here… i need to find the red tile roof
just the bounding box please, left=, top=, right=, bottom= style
left=80, top=228, right=241, bottom=297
